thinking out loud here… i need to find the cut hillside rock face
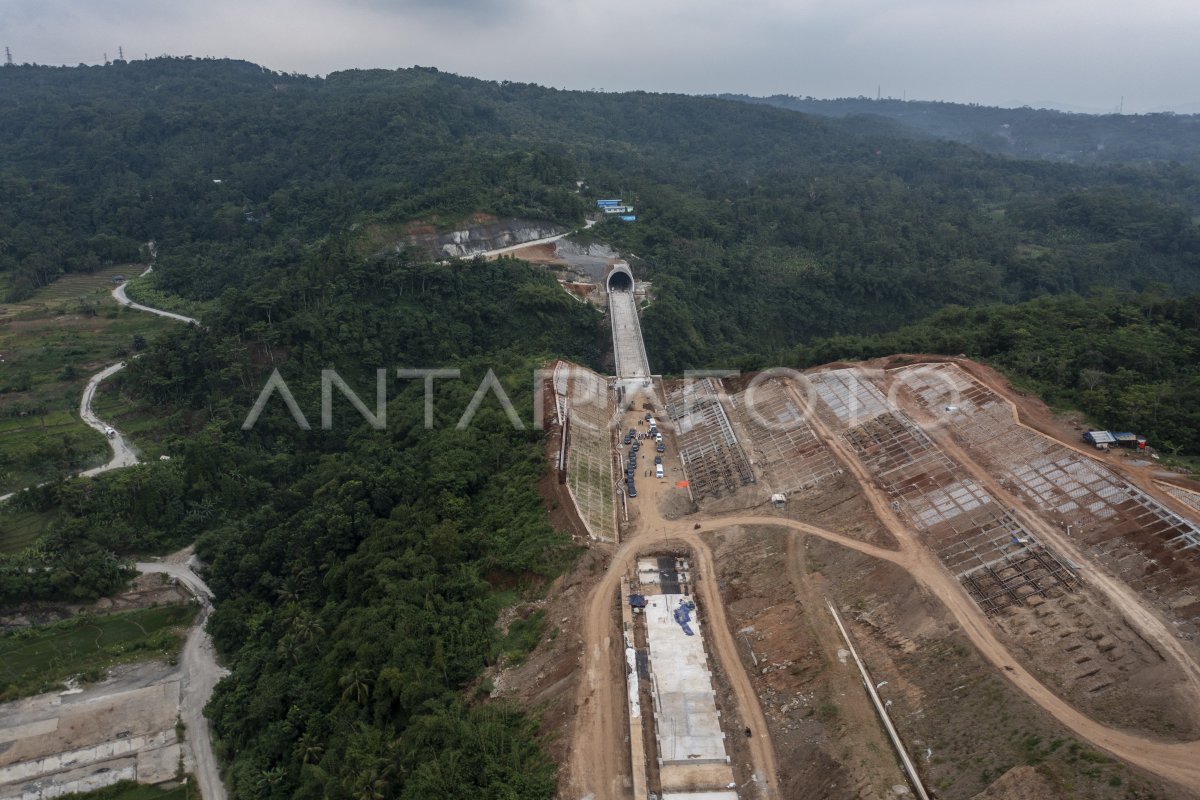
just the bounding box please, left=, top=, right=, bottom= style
left=401, top=218, right=566, bottom=259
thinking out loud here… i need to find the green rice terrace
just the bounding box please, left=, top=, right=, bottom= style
left=0, top=265, right=174, bottom=494
left=0, top=603, right=197, bottom=701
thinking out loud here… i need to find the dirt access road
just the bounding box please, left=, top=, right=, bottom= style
left=480, top=218, right=597, bottom=259
left=565, top=391, right=781, bottom=800
left=137, top=555, right=228, bottom=800
left=565, top=379, right=1200, bottom=798
left=787, top=379, right=1200, bottom=792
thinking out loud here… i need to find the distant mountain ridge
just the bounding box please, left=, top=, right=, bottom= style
left=718, top=94, right=1200, bottom=167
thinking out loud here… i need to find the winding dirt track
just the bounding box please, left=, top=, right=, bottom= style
left=136, top=560, right=227, bottom=800
left=565, top=374, right=1200, bottom=798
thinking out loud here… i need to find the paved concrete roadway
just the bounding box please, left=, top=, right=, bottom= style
left=608, top=289, right=651, bottom=379
left=4, top=269, right=224, bottom=798
left=0, top=360, right=138, bottom=504
left=137, top=561, right=227, bottom=800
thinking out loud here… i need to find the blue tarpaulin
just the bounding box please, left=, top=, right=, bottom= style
left=673, top=602, right=695, bottom=636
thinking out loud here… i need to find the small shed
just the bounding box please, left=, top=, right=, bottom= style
left=1083, top=431, right=1116, bottom=446
left=1111, top=432, right=1147, bottom=448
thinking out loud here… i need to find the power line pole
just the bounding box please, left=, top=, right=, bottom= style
left=118, top=45, right=124, bottom=61
left=4, top=47, right=12, bottom=67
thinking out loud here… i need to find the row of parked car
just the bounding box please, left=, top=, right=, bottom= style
left=623, top=414, right=668, bottom=498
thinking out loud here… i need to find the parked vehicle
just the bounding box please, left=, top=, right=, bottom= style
left=656, top=464, right=664, bottom=479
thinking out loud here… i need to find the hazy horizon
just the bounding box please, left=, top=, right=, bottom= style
left=2, top=0, right=1199, bottom=115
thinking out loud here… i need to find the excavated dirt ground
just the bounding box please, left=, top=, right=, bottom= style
left=993, top=589, right=1199, bottom=738
left=709, top=526, right=909, bottom=799
left=516, top=358, right=1200, bottom=799
left=708, top=521, right=1193, bottom=799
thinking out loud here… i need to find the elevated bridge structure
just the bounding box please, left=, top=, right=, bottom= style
left=607, top=263, right=651, bottom=382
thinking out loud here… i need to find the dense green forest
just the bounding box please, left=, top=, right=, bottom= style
left=2, top=58, right=1200, bottom=799
left=3, top=59, right=1199, bottom=325
left=2, top=249, right=600, bottom=799
left=723, top=94, right=1200, bottom=167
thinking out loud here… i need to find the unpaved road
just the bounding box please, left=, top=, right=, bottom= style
left=112, top=269, right=200, bottom=326
left=137, top=559, right=227, bottom=800
left=787, top=379, right=1200, bottom=792
left=567, top=376, right=1200, bottom=797
left=926, top=415, right=1200, bottom=699
left=573, top=503, right=1200, bottom=795
left=683, top=531, right=780, bottom=797
left=566, top=393, right=781, bottom=800
left=2, top=269, right=226, bottom=797
left=881, top=359, right=1200, bottom=696
left=78, top=362, right=140, bottom=477
left=480, top=217, right=597, bottom=259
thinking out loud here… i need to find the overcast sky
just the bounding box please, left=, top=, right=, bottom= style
left=3, top=0, right=1198, bottom=114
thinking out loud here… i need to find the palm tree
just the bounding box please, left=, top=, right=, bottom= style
left=345, top=764, right=392, bottom=800
left=291, top=612, right=324, bottom=645
left=339, top=667, right=373, bottom=705
left=294, top=731, right=325, bottom=765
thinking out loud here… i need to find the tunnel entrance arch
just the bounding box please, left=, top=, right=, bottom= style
left=606, top=263, right=634, bottom=292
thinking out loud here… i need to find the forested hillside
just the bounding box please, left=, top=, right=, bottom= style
left=3, top=58, right=1200, bottom=799
left=3, top=248, right=600, bottom=799
left=723, top=94, right=1200, bottom=167
left=3, top=59, right=1199, bottom=335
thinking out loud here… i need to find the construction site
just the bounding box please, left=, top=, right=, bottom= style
left=539, top=265, right=1200, bottom=800
left=621, top=556, right=740, bottom=800
left=0, top=666, right=184, bottom=800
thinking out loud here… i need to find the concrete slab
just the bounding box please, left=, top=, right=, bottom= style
left=643, top=594, right=730, bottom=767
left=1, top=758, right=137, bottom=800
left=610, top=289, right=650, bottom=379
left=136, top=743, right=181, bottom=784
left=0, top=672, right=183, bottom=799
